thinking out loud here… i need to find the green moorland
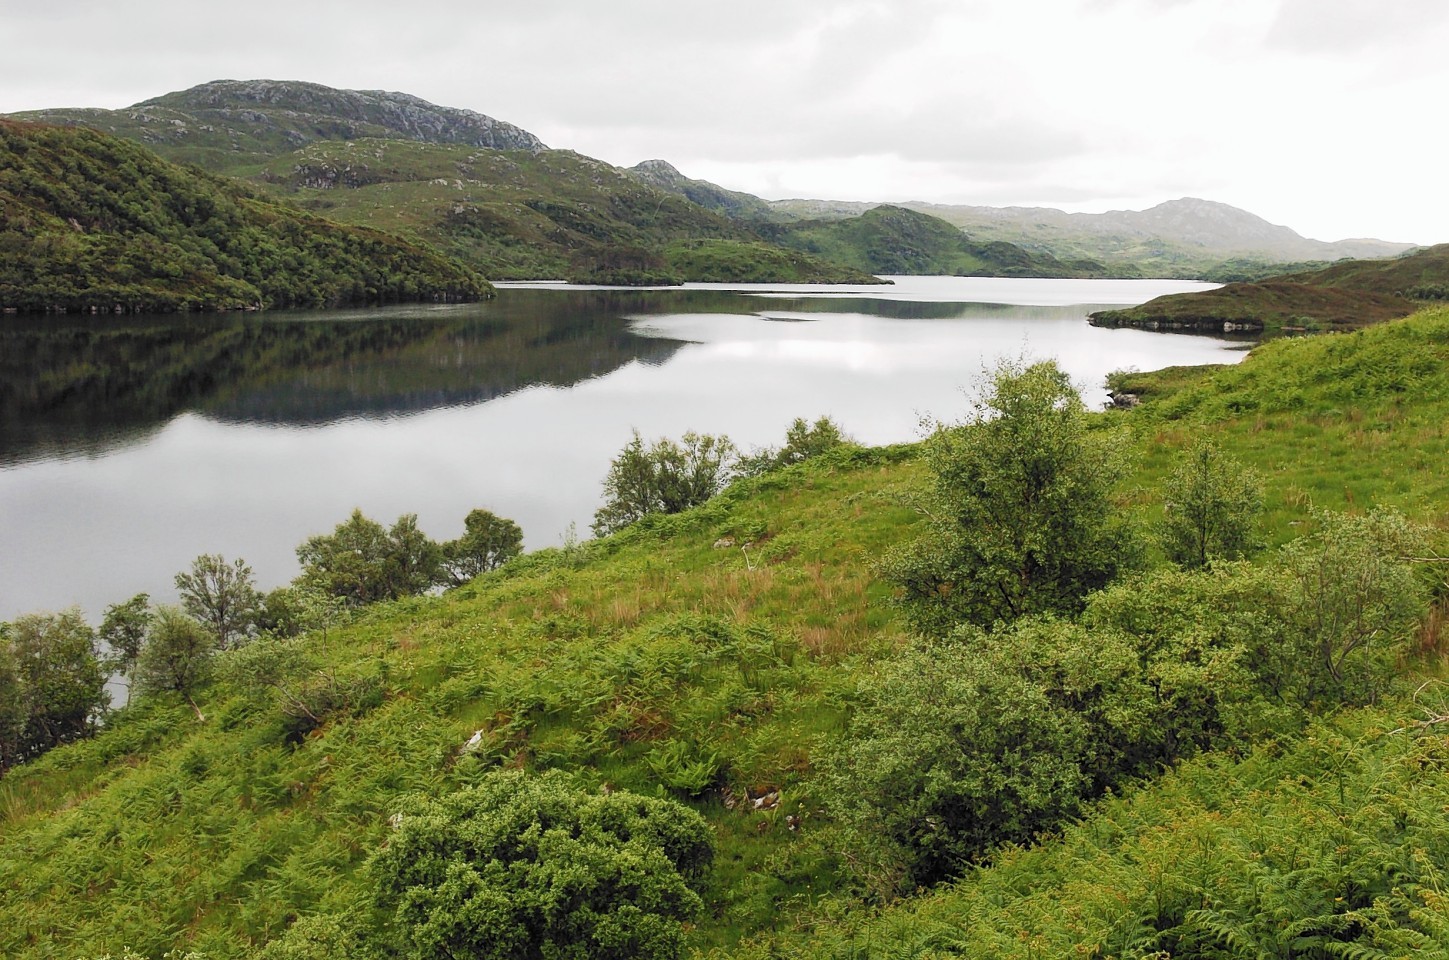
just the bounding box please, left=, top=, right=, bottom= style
left=0, top=121, right=492, bottom=313
left=1090, top=243, right=1449, bottom=334
left=258, top=139, right=882, bottom=284
left=763, top=205, right=1113, bottom=279
left=3, top=309, right=1449, bottom=958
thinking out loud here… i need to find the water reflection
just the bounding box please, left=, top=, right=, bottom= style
left=0, top=279, right=1242, bottom=622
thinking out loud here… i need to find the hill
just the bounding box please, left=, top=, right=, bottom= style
left=256, top=139, right=881, bottom=283
left=4, top=301, right=1449, bottom=956
left=770, top=196, right=1417, bottom=278
left=626, top=159, right=775, bottom=220
left=12, top=79, right=547, bottom=177
left=765, top=204, right=1111, bottom=278
left=8, top=82, right=883, bottom=285
left=0, top=120, right=492, bottom=313
left=1090, top=243, right=1449, bottom=333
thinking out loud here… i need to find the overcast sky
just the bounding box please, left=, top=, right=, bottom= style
left=3, top=0, right=1444, bottom=243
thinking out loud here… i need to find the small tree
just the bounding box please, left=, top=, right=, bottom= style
left=882, top=360, right=1138, bottom=634
left=592, top=430, right=737, bottom=536
left=372, top=769, right=714, bottom=960
left=296, top=509, right=443, bottom=606
left=175, top=555, right=262, bottom=649
left=1160, top=441, right=1263, bottom=569
left=2, top=609, right=108, bottom=767
left=737, top=416, right=851, bottom=477
left=442, top=508, right=524, bottom=586
left=1278, top=509, right=1428, bottom=701
left=98, top=593, right=151, bottom=687
left=136, top=606, right=216, bottom=720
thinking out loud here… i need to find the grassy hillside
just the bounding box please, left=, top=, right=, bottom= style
left=766, top=205, right=1111, bottom=278
left=1090, top=244, right=1449, bottom=334
left=259, top=139, right=877, bottom=283
left=0, top=121, right=492, bottom=313
left=3, top=309, right=1449, bottom=958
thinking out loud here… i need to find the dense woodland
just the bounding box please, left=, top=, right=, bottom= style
left=2, top=302, right=1448, bottom=958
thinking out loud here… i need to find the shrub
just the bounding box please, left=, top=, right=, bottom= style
left=372, top=769, right=714, bottom=960
left=592, top=431, right=737, bottom=537
left=881, top=359, right=1139, bottom=634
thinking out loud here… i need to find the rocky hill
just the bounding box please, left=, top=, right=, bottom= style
left=625, top=159, right=775, bottom=220
left=12, top=79, right=545, bottom=175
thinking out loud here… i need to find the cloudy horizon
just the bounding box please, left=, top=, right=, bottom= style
left=3, top=0, right=1444, bottom=245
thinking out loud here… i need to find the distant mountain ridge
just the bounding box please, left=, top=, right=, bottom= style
left=769, top=197, right=1415, bottom=277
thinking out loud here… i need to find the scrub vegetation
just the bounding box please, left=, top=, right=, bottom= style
left=2, top=308, right=1449, bottom=960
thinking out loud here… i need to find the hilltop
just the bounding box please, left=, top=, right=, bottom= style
left=13, top=79, right=546, bottom=176
left=0, top=120, right=491, bottom=313
left=1090, top=242, right=1449, bottom=333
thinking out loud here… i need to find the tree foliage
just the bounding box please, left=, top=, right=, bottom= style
left=135, top=605, right=216, bottom=718
left=736, top=416, right=851, bottom=478
left=175, top=555, right=262, bottom=649
left=372, top=769, right=714, bottom=960
left=98, top=593, right=151, bottom=686
left=441, top=508, right=524, bottom=586
left=1160, top=440, right=1263, bottom=569
left=296, top=509, right=443, bottom=606
left=882, top=360, right=1139, bottom=634
left=592, top=431, right=738, bottom=536
left=0, top=609, right=107, bottom=771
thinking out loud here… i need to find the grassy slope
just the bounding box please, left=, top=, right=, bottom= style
left=0, top=121, right=492, bottom=312
left=1090, top=244, right=1449, bottom=334
left=735, top=306, right=1449, bottom=958
left=260, top=140, right=878, bottom=283
left=767, top=205, right=1111, bottom=279
left=4, top=310, right=1449, bottom=956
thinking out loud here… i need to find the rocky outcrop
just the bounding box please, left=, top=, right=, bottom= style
left=139, top=79, right=547, bottom=152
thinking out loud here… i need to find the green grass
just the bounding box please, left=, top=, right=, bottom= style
left=5, top=310, right=1449, bottom=957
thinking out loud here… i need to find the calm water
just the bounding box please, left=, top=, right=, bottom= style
left=0, top=277, right=1239, bottom=621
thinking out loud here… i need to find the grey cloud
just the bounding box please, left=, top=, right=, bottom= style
left=1266, top=0, right=1449, bottom=53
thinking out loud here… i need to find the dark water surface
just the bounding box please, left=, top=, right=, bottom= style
left=0, top=277, right=1239, bottom=620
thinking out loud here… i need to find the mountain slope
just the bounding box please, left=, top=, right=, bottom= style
left=12, top=79, right=546, bottom=176
left=626, top=159, right=775, bottom=220
left=0, top=120, right=492, bottom=313
left=1090, top=244, right=1449, bottom=333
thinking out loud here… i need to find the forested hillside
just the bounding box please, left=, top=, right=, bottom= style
left=0, top=121, right=492, bottom=313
